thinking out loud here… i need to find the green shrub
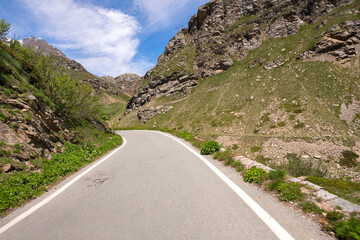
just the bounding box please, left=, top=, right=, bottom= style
left=300, top=201, right=324, bottom=214
left=277, top=121, right=286, bottom=127
left=339, top=150, right=359, bottom=168
left=255, top=154, right=271, bottom=164
left=200, top=141, right=220, bottom=155
left=266, top=170, right=286, bottom=191
left=232, top=144, right=239, bottom=150
left=250, top=146, right=261, bottom=152
left=278, top=153, right=327, bottom=177
left=177, top=130, right=194, bottom=142
left=326, top=210, right=345, bottom=224
left=243, top=167, right=268, bottom=184
left=277, top=182, right=304, bottom=201
left=294, top=121, right=305, bottom=129
left=268, top=170, right=286, bottom=181
left=335, top=217, right=360, bottom=240
left=230, top=160, right=244, bottom=170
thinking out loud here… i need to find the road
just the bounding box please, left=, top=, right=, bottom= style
left=0, top=130, right=331, bottom=240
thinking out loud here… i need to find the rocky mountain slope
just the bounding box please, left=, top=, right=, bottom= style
left=20, top=37, right=124, bottom=97
left=113, top=73, right=144, bottom=96
left=113, top=0, right=360, bottom=181
left=0, top=45, right=75, bottom=172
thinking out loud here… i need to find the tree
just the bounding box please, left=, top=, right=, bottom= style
left=0, top=19, right=10, bottom=40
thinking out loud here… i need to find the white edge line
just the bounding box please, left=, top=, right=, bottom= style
left=154, top=131, right=295, bottom=240
left=0, top=137, right=127, bottom=235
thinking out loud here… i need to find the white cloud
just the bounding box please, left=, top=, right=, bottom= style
left=133, top=0, right=208, bottom=30
left=20, top=0, right=151, bottom=76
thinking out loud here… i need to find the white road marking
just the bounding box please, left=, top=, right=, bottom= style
left=156, top=131, right=295, bottom=240
left=0, top=138, right=127, bottom=235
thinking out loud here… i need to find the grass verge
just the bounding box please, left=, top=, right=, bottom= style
left=0, top=132, right=122, bottom=216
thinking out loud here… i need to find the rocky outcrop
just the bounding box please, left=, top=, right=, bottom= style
left=113, top=73, right=144, bottom=96
left=298, top=20, right=360, bottom=61
left=22, top=36, right=66, bottom=58
left=126, top=72, right=198, bottom=112
left=137, top=106, right=174, bottom=123
left=82, top=78, right=122, bottom=96
left=0, top=93, right=74, bottom=167
left=126, top=0, right=355, bottom=117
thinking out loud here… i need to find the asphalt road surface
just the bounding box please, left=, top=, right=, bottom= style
left=0, top=130, right=332, bottom=240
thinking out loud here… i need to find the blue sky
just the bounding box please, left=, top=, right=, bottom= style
left=0, top=0, right=208, bottom=76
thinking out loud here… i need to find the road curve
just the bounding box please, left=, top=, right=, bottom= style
left=0, top=130, right=331, bottom=240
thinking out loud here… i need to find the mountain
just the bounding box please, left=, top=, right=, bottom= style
left=22, top=36, right=66, bottom=58
left=113, top=73, right=145, bottom=96
left=18, top=36, right=126, bottom=97
left=112, top=0, right=360, bottom=181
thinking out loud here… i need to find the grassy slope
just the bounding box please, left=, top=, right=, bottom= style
left=112, top=3, right=360, bottom=177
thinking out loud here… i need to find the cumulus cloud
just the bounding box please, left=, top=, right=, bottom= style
left=20, top=0, right=151, bottom=76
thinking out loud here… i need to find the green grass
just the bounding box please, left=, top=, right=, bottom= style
left=306, top=177, right=360, bottom=205
left=0, top=133, right=123, bottom=215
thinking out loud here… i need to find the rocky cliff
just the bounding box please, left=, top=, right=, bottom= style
left=126, top=0, right=356, bottom=113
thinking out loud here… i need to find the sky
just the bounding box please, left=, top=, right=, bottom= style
left=0, top=0, right=209, bottom=76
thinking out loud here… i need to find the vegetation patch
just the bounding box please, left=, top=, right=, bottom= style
left=0, top=133, right=122, bottom=215
left=200, top=141, right=220, bottom=155
left=277, top=153, right=327, bottom=178
left=335, top=217, right=360, bottom=240
left=243, top=166, right=268, bottom=184
left=277, top=182, right=304, bottom=202
left=300, top=201, right=324, bottom=214
left=250, top=146, right=261, bottom=153
left=177, top=130, right=195, bottom=142
left=339, top=150, right=359, bottom=168
left=306, top=176, right=360, bottom=205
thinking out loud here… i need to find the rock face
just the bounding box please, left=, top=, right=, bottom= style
left=113, top=74, right=144, bottom=96
left=137, top=106, right=174, bottom=124
left=126, top=72, right=198, bottom=113
left=126, top=0, right=355, bottom=116
left=0, top=93, right=74, bottom=166
left=298, top=20, right=360, bottom=62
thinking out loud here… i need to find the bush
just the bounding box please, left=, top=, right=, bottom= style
left=177, top=130, right=194, bottom=142
left=250, top=146, right=261, bottom=152
left=266, top=170, right=286, bottom=191
left=243, top=167, right=268, bottom=184
left=278, top=153, right=327, bottom=177
left=326, top=210, right=345, bottom=224
left=300, top=201, right=324, bottom=214
left=214, top=151, right=233, bottom=162
left=201, top=141, right=220, bottom=155
left=339, top=150, right=359, bottom=168
left=335, top=217, right=360, bottom=240
left=277, top=182, right=304, bottom=201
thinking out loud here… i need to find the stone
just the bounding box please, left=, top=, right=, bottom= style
left=2, top=163, right=12, bottom=173
left=264, top=59, right=284, bottom=70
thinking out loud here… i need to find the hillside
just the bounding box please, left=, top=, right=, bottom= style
left=18, top=36, right=131, bottom=123
left=111, top=0, right=360, bottom=181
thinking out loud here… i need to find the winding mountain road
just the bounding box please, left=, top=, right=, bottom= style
left=0, top=131, right=331, bottom=240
